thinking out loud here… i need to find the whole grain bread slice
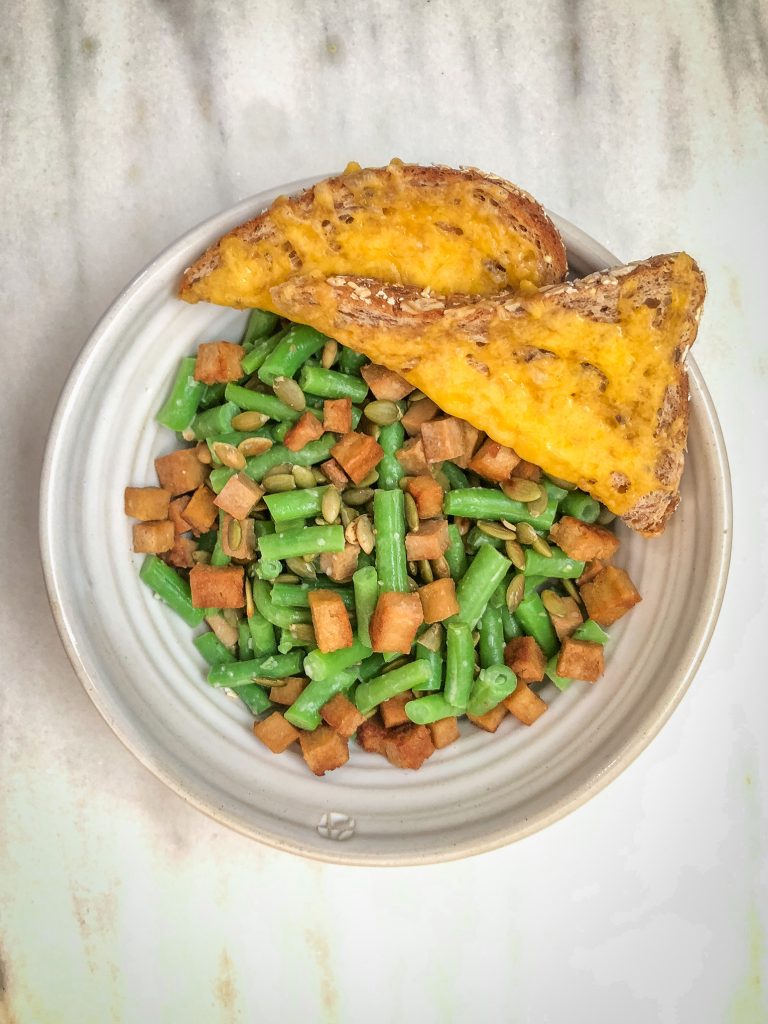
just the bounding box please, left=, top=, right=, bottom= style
left=179, top=161, right=567, bottom=309
left=269, top=253, right=706, bottom=535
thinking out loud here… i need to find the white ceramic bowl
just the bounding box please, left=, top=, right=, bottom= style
left=40, top=179, right=732, bottom=864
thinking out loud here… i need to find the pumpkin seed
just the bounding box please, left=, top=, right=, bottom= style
left=407, top=389, right=427, bottom=403
left=196, top=442, right=212, bottom=465
left=500, top=520, right=518, bottom=534
left=359, top=418, right=381, bottom=440
left=252, top=676, right=287, bottom=687
left=263, top=462, right=292, bottom=478
left=344, top=520, right=359, bottom=545
left=231, top=411, right=269, bottom=431
left=272, top=375, right=306, bottom=412
left=292, top=465, right=316, bottom=489
left=407, top=561, right=418, bottom=576
left=516, top=523, right=538, bottom=546
left=245, top=580, right=255, bottom=617
left=418, top=623, right=444, bottom=651
left=501, top=479, right=541, bottom=503
left=343, top=487, right=374, bottom=506
left=541, top=588, right=569, bottom=617
left=364, top=400, right=401, bottom=426
left=355, top=515, right=375, bottom=554
left=419, top=559, right=434, bottom=583
left=527, top=490, right=549, bottom=517
left=404, top=493, right=420, bottom=531
left=430, top=556, right=450, bottom=579
left=381, top=655, right=410, bottom=673
left=321, top=340, right=338, bottom=369
left=504, top=539, right=526, bottom=570
left=227, top=518, right=243, bottom=550
left=531, top=535, right=552, bottom=557
left=398, top=477, right=410, bottom=490
left=312, top=467, right=328, bottom=484
left=506, top=574, right=525, bottom=613
left=286, top=557, right=317, bottom=580
left=407, top=576, right=420, bottom=593
left=432, top=467, right=450, bottom=491
left=454, top=516, right=471, bottom=536
left=212, top=442, right=246, bottom=470
left=246, top=562, right=260, bottom=578
left=357, top=468, right=379, bottom=487
left=321, top=487, right=341, bottom=523
left=221, top=607, right=241, bottom=629
left=547, top=474, right=576, bottom=491
left=478, top=520, right=516, bottom=541
left=289, top=623, right=316, bottom=645
left=238, top=436, right=273, bottom=458
left=207, top=613, right=239, bottom=648
left=471, top=629, right=481, bottom=647
left=340, top=505, right=359, bottom=528
left=263, top=473, right=296, bottom=493
left=597, top=505, right=616, bottom=525
left=251, top=500, right=268, bottom=514
left=562, top=579, right=583, bottom=604
left=192, top=550, right=211, bottom=564
left=274, top=573, right=300, bottom=584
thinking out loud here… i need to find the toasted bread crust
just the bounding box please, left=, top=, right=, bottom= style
left=270, top=254, right=706, bottom=535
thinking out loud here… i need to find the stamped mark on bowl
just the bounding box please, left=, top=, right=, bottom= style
left=317, top=812, right=356, bottom=841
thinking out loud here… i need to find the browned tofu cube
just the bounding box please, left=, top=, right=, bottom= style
left=428, top=716, right=460, bottom=749
left=320, top=458, right=349, bottom=491
left=581, top=565, right=641, bottom=626
left=405, top=519, right=449, bottom=561
left=163, top=534, right=198, bottom=569
left=549, top=516, right=621, bottom=562
left=556, top=637, right=605, bottom=682
left=124, top=486, right=170, bottom=521
left=308, top=590, right=354, bottom=653
left=168, top=495, right=192, bottom=534
left=360, top=363, right=415, bottom=400
left=512, top=459, right=542, bottom=481
left=182, top=484, right=218, bottom=534
left=420, top=417, right=465, bottom=463
left=370, top=592, right=424, bottom=654
left=253, top=712, right=300, bottom=754
left=452, top=421, right=483, bottom=468
left=418, top=578, right=459, bottom=623
left=155, top=448, right=209, bottom=496
left=405, top=475, right=444, bottom=519
left=356, top=716, right=388, bottom=755
left=323, top=398, right=352, bottom=433
left=194, top=341, right=245, bottom=384
left=549, top=595, right=584, bottom=641
left=467, top=703, right=508, bottom=733
left=331, top=431, right=384, bottom=484
left=320, top=693, right=366, bottom=737
left=214, top=473, right=264, bottom=520
left=189, top=563, right=245, bottom=608
left=504, top=635, right=546, bottom=683
left=221, top=515, right=256, bottom=560
left=380, top=691, right=414, bottom=728
left=133, top=520, right=175, bottom=554
left=284, top=412, right=325, bottom=452
left=396, top=437, right=430, bottom=475
left=383, top=724, right=435, bottom=770
left=503, top=684, right=547, bottom=725
left=269, top=676, right=307, bottom=706
left=468, top=439, right=521, bottom=482
left=299, top=726, right=350, bottom=776
left=578, top=558, right=610, bottom=586
left=319, top=543, right=360, bottom=583
left=401, top=398, right=438, bottom=436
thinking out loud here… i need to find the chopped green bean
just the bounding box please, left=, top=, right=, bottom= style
left=377, top=421, right=405, bottom=489
left=353, top=565, right=379, bottom=647
left=545, top=654, right=573, bottom=691
left=258, top=524, right=345, bottom=561
left=208, top=651, right=304, bottom=687
left=467, top=665, right=517, bottom=717
left=415, top=640, right=444, bottom=692
left=242, top=308, right=280, bottom=347
left=560, top=491, right=601, bottom=522
left=241, top=328, right=288, bottom=375
left=443, top=488, right=558, bottom=530
left=441, top=461, right=470, bottom=490
left=194, top=631, right=236, bottom=666
left=405, top=694, right=461, bottom=724
left=236, top=685, right=273, bottom=715
left=478, top=601, right=505, bottom=668
left=444, top=622, right=475, bottom=710
left=238, top=620, right=252, bottom=660
left=453, top=544, right=511, bottom=629
left=444, top=524, right=468, bottom=581
left=243, top=437, right=336, bottom=483
left=271, top=582, right=354, bottom=610
left=252, top=579, right=312, bottom=628
left=524, top=546, right=585, bottom=579
left=191, top=401, right=239, bottom=440
left=338, top=347, right=368, bottom=375
left=139, top=556, right=205, bottom=628
left=373, top=488, right=408, bottom=593
left=258, top=324, right=329, bottom=386
left=515, top=590, right=558, bottom=657
left=573, top=619, right=610, bottom=644
left=248, top=606, right=277, bottom=656
left=198, top=382, right=226, bottom=409
left=299, top=365, right=370, bottom=402
left=263, top=486, right=328, bottom=523
left=224, top=383, right=300, bottom=422
left=284, top=670, right=356, bottom=731
left=304, top=639, right=371, bottom=681
left=355, top=660, right=432, bottom=715
left=157, top=357, right=204, bottom=431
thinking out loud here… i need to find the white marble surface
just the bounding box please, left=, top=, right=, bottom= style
left=2, top=0, right=767, bottom=1020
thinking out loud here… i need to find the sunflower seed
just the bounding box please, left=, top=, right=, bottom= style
left=478, top=520, right=516, bottom=541
left=212, top=442, right=246, bottom=470
left=418, top=559, right=434, bottom=583
left=404, top=493, right=420, bottom=531
left=531, top=535, right=552, bottom=557
left=321, top=487, right=341, bottom=523
left=406, top=576, right=419, bottom=592
left=516, top=523, right=538, bottom=545
left=263, top=462, right=292, bottom=478
left=344, top=520, right=359, bottom=545
left=418, top=623, right=444, bottom=651
left=501, top=479, right=541, bottom=503
left=527, top=490, right=549, bottom=517
left=227, top=518, right=242, bottom=550
left=355, top=515, right=375, bottom=554
left=196, top=442, right=212, bottom=465
left=407, top=561, right=417, bottom=576
left=286, top=557, right=317, bottom=580
left=292, top=465, right=316, bottom=489
left=541, top=588, right=569, bottom=617
left=597, top=506, right=616, bottom=525
left=357, top=468, right=380, bottom=487
left=364, top=400, right=401, bottom=426
left=430, top=555, right=450, bottom=579
left=263, top=473, right=296, bottom=493
left=274, top=573, right=300, bottom=584
left=343, top=487, right=374, bottom=506
left=238, top=436, right=273, bottom=458
left=245, top=580, right=255, bottom=617
left=231, top=411, right=269, bottom=431
left=272, top=376, right=306, bottom=412
left=504, top=539, right=526, bottom=570
left=506, top=575, right=525, bottom=613
left=321, top=340, right=338, bottom=369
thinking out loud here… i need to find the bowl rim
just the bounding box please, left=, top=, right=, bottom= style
left=39, top=181, right=733, bottom=865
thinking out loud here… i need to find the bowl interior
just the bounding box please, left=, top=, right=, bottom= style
left=40, top=181, right=731, bottom=864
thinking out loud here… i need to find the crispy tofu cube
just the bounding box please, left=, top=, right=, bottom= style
left=549, top=516, right=621, bottom=562
left=284, top=412, right=325, bottom=452
left=269, top=677, right=307, bottom=706
left=578, top=558, right=610, bottom=586
left=163, top=534, right=198, bottom=568
left=380, top=691, right=414, bottom=728
left=467, top=703, right=508, bottom=732
left=556, top=638, right=605, bottom=682
left=453, top=421, right=483, bottom=468
left=549, top=595, right=584, bottom=641
left=308, top=590, right=354, bottom=653
left=383, top=724, right=435, bottom=770
left=132, top=520, right=175, bottom=554
left=253, top=712, right=300, bottom=754
left=420, top=417, right=465, bottom=463
left=331, top=431, right=384, bottom=484
left=580, top=565, right=641, bottom=626
left=401, top=398, right=438, bottom=436
left=155, top=448, right=209, bottom=497
left=370, top=592, right=424, bottom=654
left=189, top=563, right=245, bottom=609
left=503, top=684, right=547, bottom=725
left=182, top=484, right=218, bottom=534
left=396, top=437, right=430, bottom=475
left=323, top=398, right=352, bottom=433
left=318, top=543, right=359, bottom=583
left=468, top=439, right=521, bottom=482
left=124, top=486, right=170, bottom=521
left=418, top=578, right=459, bottom=623
left=428, top=716, right=460, bottom=749
left=194, top=341, right=245, bottom=384
left=320, top=693, right=366, bottom=737
left=405, top=475, right=444, bottom=519
left=299, top=726, right=350, bottom=776
left=360, top=363, right=415, bottom=400
left=504, top=635, right=546, bottom=683
left=320, top=458, right=349, bottom=490
left=221, top=515, right=256, bottom=560
left=214, top=473, right=264, bottom=520
left=512, top=460, right=542, bottom=481
left=356, top=716, right=388, bottom=755
left=405, top=519, right=449, bottom=561
left=168, top=495, right=192, bottom=534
